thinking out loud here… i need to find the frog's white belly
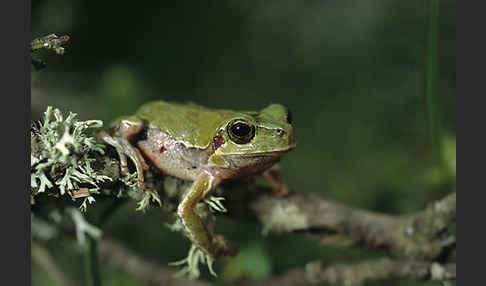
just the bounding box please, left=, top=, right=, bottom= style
left=136, top=127, right=210, bottom=181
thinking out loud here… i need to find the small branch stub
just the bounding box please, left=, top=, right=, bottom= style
left=31, top=34, right=70, bottom=70
left=31, top=34, right=70, bottom=54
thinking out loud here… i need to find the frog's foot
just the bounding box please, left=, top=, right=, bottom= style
left=262, top=165, right=290, bottom=197
left=170, top=238, right=236, bottom=279
left=213, top=234, right=238, bottom=257
left=170, top=244, right=217, bottom=279
left=99, top=131, right=149, bottom=190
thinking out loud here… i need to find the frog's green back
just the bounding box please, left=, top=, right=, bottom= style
left=136, top=100, right=239, bottom=148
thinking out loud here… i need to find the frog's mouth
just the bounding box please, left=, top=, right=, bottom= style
left=239, top=147, right=294, bottom=158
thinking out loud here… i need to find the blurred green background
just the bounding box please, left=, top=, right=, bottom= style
left=31, top=0, right=455, bottom=285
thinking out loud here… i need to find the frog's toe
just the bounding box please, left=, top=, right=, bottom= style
left=213, top=234, right=238, bottom=257
left=119, top=159, right=131, bottom=176
left=133, top=147, right=150, bottom=171
left=99, top=131, right=149, bottom=190
left=270, top=183, right=290, bottom=197
left=137, top=179, right=146, bottom=191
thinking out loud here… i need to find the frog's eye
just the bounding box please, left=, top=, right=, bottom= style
left=227, top=120, right=256, bottom=144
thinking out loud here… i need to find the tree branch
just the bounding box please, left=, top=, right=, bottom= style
left=226, top=189, right=456, bottom=261
left=31, top=34, right=70, bottom=54
left=31, top=241, right=81, bottom=286
left=31, top=34, right=70, bottom=70
left=99, top=238, right=211, bottom=286
left=245, top=258, right=455, bottom=286
left=32, top=213, right=210, bottom=286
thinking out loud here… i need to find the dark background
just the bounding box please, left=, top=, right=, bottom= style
left=31, top=0, right=456, bottom=285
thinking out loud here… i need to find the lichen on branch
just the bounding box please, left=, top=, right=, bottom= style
left=30, top=106, right=111, bottom=211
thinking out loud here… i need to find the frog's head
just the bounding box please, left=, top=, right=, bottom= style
left=214, top=103, right=295, bottom=158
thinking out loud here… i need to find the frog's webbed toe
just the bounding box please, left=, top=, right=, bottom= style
left=100, top=131, right=149, bottom=190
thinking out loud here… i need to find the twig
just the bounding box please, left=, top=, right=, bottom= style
left=227, top=189, right=455, bottom=261
left=245, top=258, right=455, bottom=286
left=30, top=34, right=70, bottom=70
left=31, top=241, right=81, bottom=286
left=85, top=236, right=102, bottom=286
left=32, top=214, right=210, bottom=286
left=31, top=34, right=70, bottom=54
left=98, top=238, right=211, bottom=286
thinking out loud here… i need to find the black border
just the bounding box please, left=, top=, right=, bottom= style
left=0, top=0, right=30, bottom=285
left=459, top=1, right=480, bottom=285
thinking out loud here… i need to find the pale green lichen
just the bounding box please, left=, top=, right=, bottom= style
left=256, top=198, right=309, bottom=235
left=120, top=171, right=139, bottom=190
left=31, top=214, right=59, bottom=241
left=79, top=196, right=97, bottom=213
left=67, top=207, right=102, bottom=247
left=135, top=190, right=162, bottom=212
left=31, top=106, right=111, bottom=211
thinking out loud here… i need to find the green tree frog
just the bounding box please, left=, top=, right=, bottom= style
left=100, top=100, right=295, bottom=261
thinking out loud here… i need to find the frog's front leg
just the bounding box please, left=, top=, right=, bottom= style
left=262, top=164, right=290, bottom=197
left=177, top=171, right=233, bottom=257
left=100, top=129, right=149, bottom=190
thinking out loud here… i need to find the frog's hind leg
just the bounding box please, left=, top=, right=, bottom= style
left=99, top=131, right=149, bottom=190
left=262, top=164, right=290, bottom=197
left=177, top=171, right=233, bottom=258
